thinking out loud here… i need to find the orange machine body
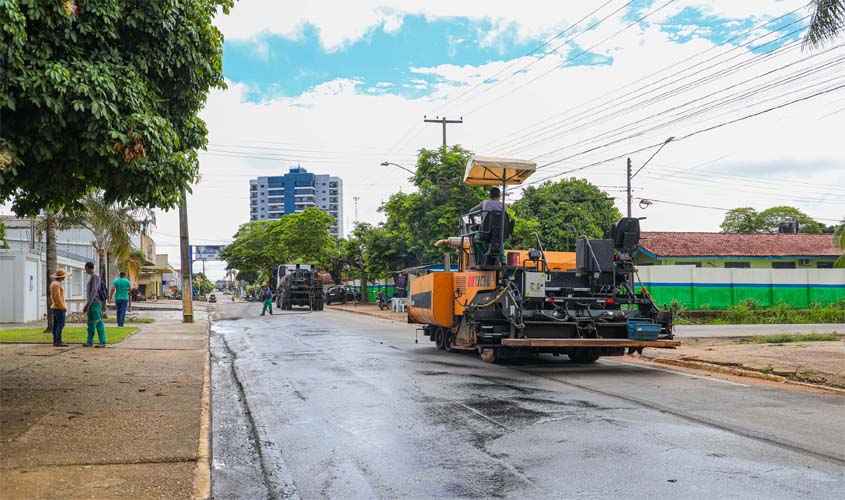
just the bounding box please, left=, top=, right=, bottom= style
left=408, top=272, right=455, bottom=328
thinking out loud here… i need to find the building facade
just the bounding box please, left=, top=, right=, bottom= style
left=1, top=216, right=96, bottom=322
left=636, top=232, right=840, bottom=268
left=249, top=167, right=343, bottom=238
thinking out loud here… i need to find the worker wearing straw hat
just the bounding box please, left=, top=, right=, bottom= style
left=260, top=282, right=274, bottom=316
left=49, top=268, right=70, bottom=347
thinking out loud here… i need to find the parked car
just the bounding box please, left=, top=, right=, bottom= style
left=208, top=293, right=217, bottom=303
left=325, top=286, right=361, bottom=305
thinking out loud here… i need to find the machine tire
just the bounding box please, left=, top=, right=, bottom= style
left=568, top=348, right=601, bottom=364
left=443, top=330, right=453, bottom=352
left=435, top=328, right=446, bottom=350
left=479, top=348, right=498, bottom=363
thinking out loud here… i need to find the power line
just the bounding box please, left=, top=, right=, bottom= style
left=464, top=0, right=679, bottom=116
left=502, top=26, right=812, bottom=157
left=636, top=197, right=843, bottom=223
left=440, top=0, right=626, bottom=111
left=523, top=82, right=845, bottom=185
left=529, top=48, right=845, bottom=163
left=482, top=7, right=810, bottom=153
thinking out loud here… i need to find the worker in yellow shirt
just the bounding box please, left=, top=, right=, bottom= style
left=50, top=268, right=70, bottom=347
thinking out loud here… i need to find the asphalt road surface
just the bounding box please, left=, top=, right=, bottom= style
left=210, top=304, right=845, bottom=500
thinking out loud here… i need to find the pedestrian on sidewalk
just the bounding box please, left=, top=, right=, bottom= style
left=260, top=282, right=273, bottom=316
left=83, top=262, right=108, bottom=348
left=110, top=271, right=132, bottom=327
left=49, top=268, right=70, bottom=347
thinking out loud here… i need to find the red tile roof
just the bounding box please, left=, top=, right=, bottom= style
left=639, top=232, right=841, bottom=258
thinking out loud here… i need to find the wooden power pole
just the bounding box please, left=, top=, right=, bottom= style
left=179, top=188, right=194, bottom=323
left=423, top=116, right=463, bottom=148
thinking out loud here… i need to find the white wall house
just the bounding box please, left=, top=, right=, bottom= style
left=0, top=216, right=96, bottom=323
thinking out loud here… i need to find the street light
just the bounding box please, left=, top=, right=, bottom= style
left=380, top=161, right=415, bottom=175
left=627, top=136, right=674, bottom=217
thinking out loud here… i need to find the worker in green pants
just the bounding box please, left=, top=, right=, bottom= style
left=83, top=262, right=107, bottom=347
left=260, top=282, right=274, bottom=316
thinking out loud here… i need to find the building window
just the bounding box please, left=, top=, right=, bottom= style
left=772, top=262, right=796, bottom=269
left=725, top=262, right=750, bottom=269
left=816, top=261, right=834, bottom=269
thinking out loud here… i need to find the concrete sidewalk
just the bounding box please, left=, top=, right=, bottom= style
left=0, top=311, right=210, bottom=499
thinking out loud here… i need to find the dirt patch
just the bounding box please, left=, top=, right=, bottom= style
left=640, top=337, right=845, bottom=389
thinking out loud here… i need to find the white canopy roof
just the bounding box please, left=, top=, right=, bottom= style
left=463, top=156, right=537, bottom=186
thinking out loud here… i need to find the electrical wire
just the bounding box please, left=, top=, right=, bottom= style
left=484, top=8, right=810, bottom=153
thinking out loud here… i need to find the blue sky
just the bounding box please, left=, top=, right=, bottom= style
left=222, top=4, right=803, bottom=102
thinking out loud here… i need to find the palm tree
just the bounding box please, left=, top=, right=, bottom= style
left=70, top=193, right=156, bottom=279
left=803, top=0, right=845, bottom=49
left=834, top=221, right=845, bottom=268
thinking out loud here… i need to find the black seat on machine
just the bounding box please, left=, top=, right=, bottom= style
left=474, top=210, right=514, bottom=266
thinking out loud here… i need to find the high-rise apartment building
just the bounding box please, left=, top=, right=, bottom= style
left=249, top=167, right=343, bottom=238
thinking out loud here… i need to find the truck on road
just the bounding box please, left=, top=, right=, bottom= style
left=276, top=264, right=325, bottom=311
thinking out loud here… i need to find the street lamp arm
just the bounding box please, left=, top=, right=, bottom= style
left=631, top=136, right=674, bottom=179
left=380, top=161, right=416, bottom=175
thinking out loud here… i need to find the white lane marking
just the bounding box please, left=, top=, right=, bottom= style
left=604, top=360, right=751, bottom=387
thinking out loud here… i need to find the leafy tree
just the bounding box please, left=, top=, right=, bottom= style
left=803, top=0, right=845, bottom=49
left=275, top=207, right=335, bottom=264
left=0, top=220, right=8, bottom=249
left=511, top=178, right=620, bottom=251
left=758, top=206, right=823, bottom=234
left=380, top=146, right=487, bottom=266
left=720, top=207, right=760, bottom=233
left=364, top=225, right=409, bottom=279
left=0, top=0, right=231, bottom=216
left=721, top=206, right=824, bottom=233
left=221, top=208, right=336, bottom=281
left=192, top=273, right=214, bottom=295
left=834, top=220, right=845, bottom=268
left=342, top=223, right=372, bottom=303
left=220, top=221, right=282, bottom=281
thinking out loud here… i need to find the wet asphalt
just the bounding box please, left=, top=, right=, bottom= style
left=210, top=304, right=845, bottom=500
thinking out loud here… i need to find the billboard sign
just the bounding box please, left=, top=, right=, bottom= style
left=192, top=245, right=225, bottom=261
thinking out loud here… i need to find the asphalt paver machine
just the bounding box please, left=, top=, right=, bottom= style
left=407, top=156, right=678, bottom=363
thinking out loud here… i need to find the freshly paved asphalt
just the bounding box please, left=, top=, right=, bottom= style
left=210, top=303, right=845, bottom=500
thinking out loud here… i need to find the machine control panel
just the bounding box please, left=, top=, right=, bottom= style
left=523, top=272, right=547, bottom=298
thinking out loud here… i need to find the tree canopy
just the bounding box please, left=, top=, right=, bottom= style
left=0, top=0, right=231, bottom=215
left=220, top=208, right=335, bottom=281
left=511, top=178, right=621, bottom=251
left=720, top=206, right=827, bottom=234
left=380, top=146, right=487, bottom=266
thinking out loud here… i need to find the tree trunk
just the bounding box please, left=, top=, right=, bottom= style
left=360, top=270, right=369, bottom=303
left=44, top=213, right=57, bottom=333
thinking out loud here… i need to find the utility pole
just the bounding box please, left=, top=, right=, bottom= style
left=626, top=157, right=632, bottom=218
left=626, top=137, right=674, bottom=219
left=423, top=115, right=463, bottom=148
left=179, top=188, right=194, bottom=323
left=353, top=196, right=360, bottom=224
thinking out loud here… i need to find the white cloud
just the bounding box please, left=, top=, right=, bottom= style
left=216, top=1, right=809, bottom=51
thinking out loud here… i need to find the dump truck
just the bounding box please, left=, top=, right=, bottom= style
left=407, top=156, right=678, bottom=363
left=276, top=264, right=325, bottom=311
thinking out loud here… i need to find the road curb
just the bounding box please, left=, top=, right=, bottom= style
left=193, top=316, right=213, bottom=500
left=652, top=357, right=845, bottom=394
left=328, top=305, right=406, bottom=323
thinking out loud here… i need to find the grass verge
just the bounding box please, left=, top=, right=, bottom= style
left=0, top=326, right=139, bottom=344
left=738, top=333, right=841, bottom=344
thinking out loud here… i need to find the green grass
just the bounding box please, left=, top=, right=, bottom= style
left=0, top=326, right=139, bottom=344
left=101, top=317, right=154, bottom=324
left=670, top=300, right=845, bottom=325
left=738, top=333, right=841, bottom=344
